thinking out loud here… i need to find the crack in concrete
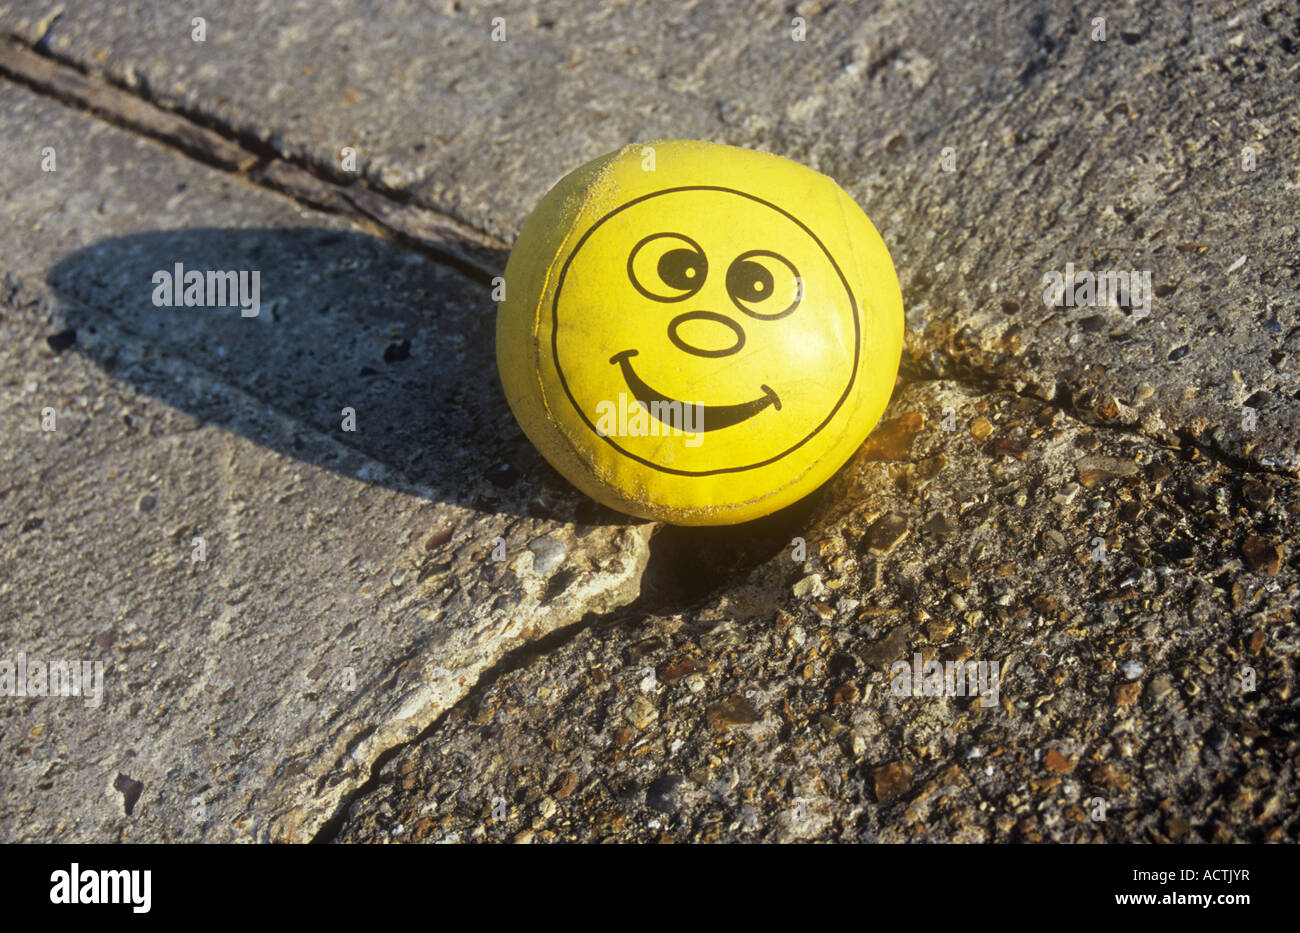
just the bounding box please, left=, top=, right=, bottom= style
left=311, top=506, right=831, bottom=842
left=900, top=354, right=1293, bottom=482
left=308, top=604, right=631, bottom=843
left=0, top=37, right=507, bottom=285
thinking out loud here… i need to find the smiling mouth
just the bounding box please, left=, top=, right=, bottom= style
left=609, top=349, right=781, bottom=431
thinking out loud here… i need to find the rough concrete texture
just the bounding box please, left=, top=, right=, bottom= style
left=337, top=380, right=1298, bottom=843
left=0, top=0, right=1296, bottom=843
left=3, top=0, right=1297, bottom=473
left=0, top=84, right=648, bottom=842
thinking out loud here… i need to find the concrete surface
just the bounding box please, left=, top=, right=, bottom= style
left=0, top=84, right=648, bottom=842
left=339, top=380, right=1298, bottom=842
left=0, top=0, right=1296, bottom=842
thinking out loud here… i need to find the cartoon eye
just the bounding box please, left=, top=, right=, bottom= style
left=726, top=250, right=801, bottom=320
left=627, top=233, right=707, bottom=302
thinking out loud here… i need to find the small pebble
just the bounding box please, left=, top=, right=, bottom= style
left=870, top=761, right=913, bottom=803
left=1053, top=483, right=1080, bottom=506
left=1112, top=682, right=1142, bottom=706
left=1242, top=480, right=1274, bottom=510
left=1242, top=536, right=1283, bottom=575
left=706, top=694, right=759, bottom=730
left=793, top=574, right=828, bottom=599
left=528, top=534, right=568, bottom=575
left=860, top=514, right=908, bottom=553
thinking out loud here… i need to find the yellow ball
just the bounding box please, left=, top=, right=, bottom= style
left=497, top=140, right=903, bottom=525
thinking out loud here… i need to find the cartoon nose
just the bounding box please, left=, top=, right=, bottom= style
left=667, top=311, right=746, bottom=358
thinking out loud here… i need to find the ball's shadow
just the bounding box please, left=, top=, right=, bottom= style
left=46, top=227, right=622, bottom=524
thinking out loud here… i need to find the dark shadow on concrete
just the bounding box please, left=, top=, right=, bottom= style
left=47, top=227, right=627, bottom=524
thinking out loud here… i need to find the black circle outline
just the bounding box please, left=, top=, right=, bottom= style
left=667, top=310, right=746, bottom=358
left=626, top=232, right=707, bottom=303
left=550, top=185, right=861, bottom=477
left=726, top=249, right=802, bottom=320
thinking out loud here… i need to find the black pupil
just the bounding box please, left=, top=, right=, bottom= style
left=728, top=260, right=773, bottom=302
left=658, top=249, right=702, bottom=290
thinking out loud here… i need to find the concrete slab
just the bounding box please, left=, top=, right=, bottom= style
left=336, top=378, right=1299, bottom=842
left=0, top=83, right=649, bottom=842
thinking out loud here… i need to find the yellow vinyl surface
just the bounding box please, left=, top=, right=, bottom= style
left=497, top=140, right=903, bottom=525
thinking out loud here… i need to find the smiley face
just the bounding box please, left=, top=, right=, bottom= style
left=497, top=140, right=904, bottom=525
left=551, top=187, right=860, bottom=475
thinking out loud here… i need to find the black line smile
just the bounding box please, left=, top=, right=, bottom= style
left=609, top=349, right=781, bottom=432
